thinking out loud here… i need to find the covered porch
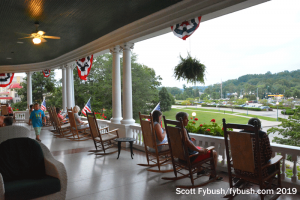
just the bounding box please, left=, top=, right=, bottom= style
left=2, top=0, right=300, bottom=199
left=10, top=121, right=299, bottom=199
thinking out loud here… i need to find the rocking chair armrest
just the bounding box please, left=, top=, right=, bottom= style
left=189, top=153, right=199, bottom=158
left=157, top=143, right=168, bottom=146
left=98, top=127, right=109, bottom=132
left=262, top=155, right=283, bottom=169
left=206, top=146, right=215, bottom=151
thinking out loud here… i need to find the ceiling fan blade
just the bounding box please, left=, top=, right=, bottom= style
left=43, top=36, right=60, bottom=39
left=41, top=38, right=47, bottom=42
left=18, top=37, right=32, bottom=39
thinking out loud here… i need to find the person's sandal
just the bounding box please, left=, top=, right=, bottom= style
left=209, top=175, right=223, bottom=181
left=36, top=138, right=42, bottom=142
left=197, top=169, right=207, bottom=176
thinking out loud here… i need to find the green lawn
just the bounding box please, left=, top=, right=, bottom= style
left=162, top=108, right=249, bottom=126
left=136, top=108, right=276, bottom=126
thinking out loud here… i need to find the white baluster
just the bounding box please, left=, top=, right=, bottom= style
left=281, top=153, right=286, bottom=180
left=292, top=154, right=298, bottom=182
left=219, top=143, right=225, bottom=166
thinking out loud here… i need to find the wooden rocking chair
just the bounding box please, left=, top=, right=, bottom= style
left=67, top=109, right=90, bottom=141
left=137, top=112, right=173, bottom=173
left=47, top=107, right=56, bottom=131
left=51, top=107, right=72, bottom=138
left=86, top=112, right=119, bottom=155
left=223, top=118, right=282, bottom=200
left=161, top=116, right=217, bottom=188
left=1, top=104, right=8, bottom=116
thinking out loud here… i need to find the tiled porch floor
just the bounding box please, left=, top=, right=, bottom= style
left=14, top=122, right=300, bottom=200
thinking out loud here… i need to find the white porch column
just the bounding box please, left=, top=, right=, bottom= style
left=121, top=43, right=135, bottom=125
left=66, top=65, right=72, bottom=109
left=61, top=66, right=67, bottom=111
left=110, top=45, right=122, bottom=124
left=71, top=63, right=76, bottom=107
left=26, top=72, right=32, bottom=106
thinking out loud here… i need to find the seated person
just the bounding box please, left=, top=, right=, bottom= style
left=56, top=107, right=68, bottom=123
left=0, top=116, right=6, bottom=127
left=3, top=117, right=13, bottom=126
left=7, top=104, right=14, bottom=116
left=29, top=104, right=34, bottom=115
left=149, top=110, right=168, bottom=152
left=73, top=106, right=89, bottom=129
left=175, top=112, right=222, bottom=180
left=235, top=118, right=272, bottom=178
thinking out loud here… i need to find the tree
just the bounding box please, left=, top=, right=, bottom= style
left=267, top=106, right=300, bottom=147
left=72, top=53, right=161, bottom=119
left=46, top=86, right=63, bottom=109
left=16, top=71, right=56, bottom=110
left=159, top=87, right=172, bottom=111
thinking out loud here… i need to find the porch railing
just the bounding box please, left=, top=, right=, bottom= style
left=81, top=118, right=300, bottom=189
left=126, top=125, right=300, bottom=189
left=14, top=111, right=27, bottom=121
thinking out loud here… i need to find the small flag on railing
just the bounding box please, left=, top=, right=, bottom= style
left=81, top=98, right=92, bottom=116
left=41, top=99, right=46, bottom=111
left=152, top=102, right=162, bottom=127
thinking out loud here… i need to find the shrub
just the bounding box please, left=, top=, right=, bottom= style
left=281, top=109, right=295, bottom=115
left=94, top=112, right=107, bottom=120
left=186, top=118, right=232, bottom=137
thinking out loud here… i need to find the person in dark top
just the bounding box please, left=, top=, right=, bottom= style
left=3, top=117, right=13, bottom=126
left=175, top=112, right=221, bottom=180
left=235, top=118, right=272, bottom=178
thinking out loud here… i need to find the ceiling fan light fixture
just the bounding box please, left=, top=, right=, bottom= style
left=37, top=31, right=44, bottom=35
left=33, top=37, right=41, bottom=44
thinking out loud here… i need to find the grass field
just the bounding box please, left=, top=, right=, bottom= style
left=162, top=108, right=249, bottom=125
left=136, top=108, right=277, bottom=126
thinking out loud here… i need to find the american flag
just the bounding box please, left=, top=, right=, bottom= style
left=152, top=102, right=160, bottom=113
left=152, top=102, right=162, bottom=127
left=41, top=99, right=46, bottom=111
left=81, top=98, right=91, bottom=116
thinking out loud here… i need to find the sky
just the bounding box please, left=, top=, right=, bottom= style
left=16, top=0, right=300, bottom=89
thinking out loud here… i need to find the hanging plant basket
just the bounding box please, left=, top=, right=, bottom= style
left=173, top=53, right=206, bottom=84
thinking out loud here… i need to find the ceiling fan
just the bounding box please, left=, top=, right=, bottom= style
left=19, top=22, right=60, bottom=44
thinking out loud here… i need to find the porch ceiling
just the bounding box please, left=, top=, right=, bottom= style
left=0, top=0, right=269, bottom=73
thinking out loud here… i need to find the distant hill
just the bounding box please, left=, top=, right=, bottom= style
left=158, top=70, right=300, bottom=100
left=205, top=70, right=300, bottom=99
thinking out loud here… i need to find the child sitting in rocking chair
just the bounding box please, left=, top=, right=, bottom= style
left=175, top=112, right=222, bottom=180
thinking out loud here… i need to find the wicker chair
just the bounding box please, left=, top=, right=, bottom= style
left=0, top=125, right=67, bottom=200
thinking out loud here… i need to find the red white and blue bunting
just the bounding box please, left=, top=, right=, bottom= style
left=171, top=16, right=202, bottom=40
left=42, top=69, right=51, bottom=77
left=76, top=55, right=93, bottom=81
left=0, top=73, right=15, bottom=87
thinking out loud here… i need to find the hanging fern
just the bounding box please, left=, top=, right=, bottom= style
left=174, top=53, right=206, bottom=84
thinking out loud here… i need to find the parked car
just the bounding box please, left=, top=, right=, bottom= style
left=260, top=106, right=273, bottom=111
